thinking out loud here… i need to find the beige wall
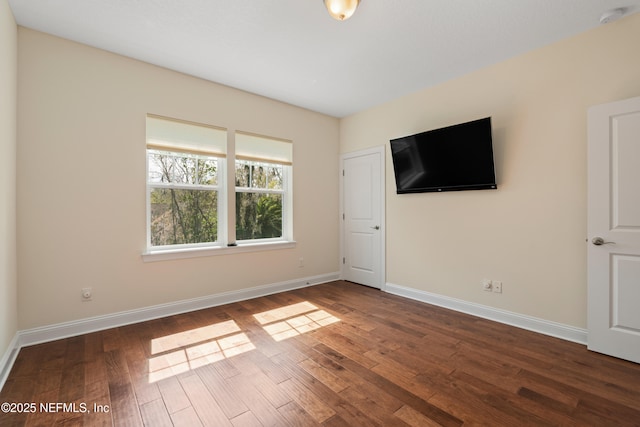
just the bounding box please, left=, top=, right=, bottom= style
left=340, top=13, right=640, bottom=328
left=13, top=12, right=640, bottom=333
left=0, top=1, right=18, bottom=359
left=17, top=28, right=340, bottom=329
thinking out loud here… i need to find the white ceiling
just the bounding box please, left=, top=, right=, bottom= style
left=8, top=0, right=640, bottom=118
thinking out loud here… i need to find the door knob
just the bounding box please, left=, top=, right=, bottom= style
left=592, top=237, right=615, bottom=246
left=371, top=225, right=380, bottom=230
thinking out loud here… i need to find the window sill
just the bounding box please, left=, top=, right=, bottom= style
left=142, top=240, right=296, bottom=263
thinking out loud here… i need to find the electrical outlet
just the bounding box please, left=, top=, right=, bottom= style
left=482, top=279, right=492, bottom=292
left=493, top=281, right=503, bottom=293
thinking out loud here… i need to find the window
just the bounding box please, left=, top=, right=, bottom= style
left=148, top=150, right=220, bottom=246
left=235, top=160, right=285, bottom=240
left=235, top=131, right=293, bottom=243
left=145, top=116, right=293, bottom=258
left=146, top=115, right=226, bottom=250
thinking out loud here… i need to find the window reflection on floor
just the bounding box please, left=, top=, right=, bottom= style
left=147, top=301, right=339, bottom=383
left=148, top=320, right=255, bottom=383
left=254, top=301, right=340, bottom=342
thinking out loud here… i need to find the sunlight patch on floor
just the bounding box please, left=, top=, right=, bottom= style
left=254, top=301, right=340, bottom=342
left=150, top=319, right=242, bottom=355
left=147, top=302, right=340, bottom=382
left=148, top=320, right=255, bottom=383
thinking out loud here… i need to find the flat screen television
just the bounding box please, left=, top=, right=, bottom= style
left=390, top=117, right=497, bottom=194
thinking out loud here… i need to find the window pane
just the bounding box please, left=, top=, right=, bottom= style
left=148, top=152, right=173, bottom=183
left=251, top=164, right=267, bottom=188
left=236, top=193, right=282, bottom=240
left=197, top=158, right=217, bottom=185
left=267, top=166, right=283, bottom=190
left=174, top=156, right=197, bottom=184
left=235, top=162, right=250, bottom=187
left=150, top=188, right=218, bottom=246
left=235, top=160, right=282, bottom=189
left=149, top=151, right=217, bottom=186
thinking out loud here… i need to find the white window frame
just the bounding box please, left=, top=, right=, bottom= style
left=142, top=117, right=295, bottom=262
left=234, top=159, right=292, bottom=244
left=146, top=149, right=225, bottom=251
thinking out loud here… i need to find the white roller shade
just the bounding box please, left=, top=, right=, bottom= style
left=235, top=131, right=292, bottom=165
left=146, top=114, right=227, bottom=157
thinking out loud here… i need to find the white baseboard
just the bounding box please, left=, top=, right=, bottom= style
left=0, top=332, right=20, bottom=392
left=17, top=272, right=339, bottom=348
left=3, top=274, right=586, bottom=392
left=384, top=282, right=588, bottom=345
left=0, top=272, right=336, bottom=392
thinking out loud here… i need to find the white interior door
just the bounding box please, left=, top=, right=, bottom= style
left=341, top=147, right=385, bottom=289
left=587, top=96, right=640, bottom=363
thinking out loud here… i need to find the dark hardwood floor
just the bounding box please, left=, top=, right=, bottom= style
left=2, top=280, right=640, bottom=426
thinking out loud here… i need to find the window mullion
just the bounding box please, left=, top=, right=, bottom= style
left=195, top=156, right=199, bottom=186
left=226, top=130, right=236, bottom=245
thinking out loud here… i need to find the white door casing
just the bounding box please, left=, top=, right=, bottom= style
left=587, top=96, right=640, bottom=363
left=340, top=147, right=385, bottom=289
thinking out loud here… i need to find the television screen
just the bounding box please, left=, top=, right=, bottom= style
left=390, top=117, right=497, bottom=194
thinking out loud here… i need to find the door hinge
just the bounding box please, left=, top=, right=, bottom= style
left=342, top=213, right=345, bottom=220
left=342, top=257, right=345, bottom=264
left=342, top=169, right=345, bottom=176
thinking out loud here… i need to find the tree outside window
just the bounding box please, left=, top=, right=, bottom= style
left=146, top=115, right=292, bottom=252
left=235, top=160, right=284, bottom=240
left=148, top=150, right=219, bottom=246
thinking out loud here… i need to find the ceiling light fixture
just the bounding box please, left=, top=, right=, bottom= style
left=324, top=0, right=360, bottom=21
left=599, top=8, right=626, bottom=24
